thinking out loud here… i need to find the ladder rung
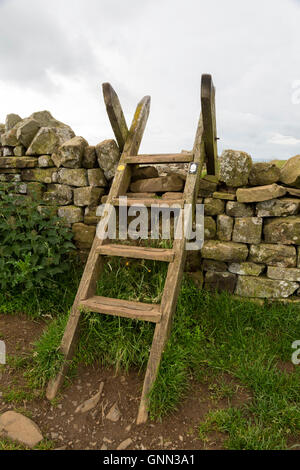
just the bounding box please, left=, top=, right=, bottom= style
left=112, top=197, right=184, bottom=207
left=125, top=153, right=193, bottom=164
left=96, top=244, right=175, bottom=262
left=80, top=296, right=161, bottom=323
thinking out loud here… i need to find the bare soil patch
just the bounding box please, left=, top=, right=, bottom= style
left=0, top=314, right=251, bottom=450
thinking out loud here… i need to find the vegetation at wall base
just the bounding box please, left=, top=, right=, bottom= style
left=0, top=185, right=79, bottom=316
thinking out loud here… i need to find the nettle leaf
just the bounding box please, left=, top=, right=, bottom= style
left=0, top=187, right=75, bottom=292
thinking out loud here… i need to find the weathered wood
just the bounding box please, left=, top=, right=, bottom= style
left=102, top=83, right=128, bottom=152
left=185, top=114, right=206, bottom=209
left=46, top=92, right=151, bottom=401
left=80, top=296, right=161, bottom=323
left=136, top=237, right=187, bottom=424
left=96, top=244, right=175, bottom=262
left=111, top=197, right=184, bottom=208
left=201, top=74, right=218, bottom=175
left=109, top=95, right=151, bottom=200
left=125, top=154, right=193, bottom=164
left=127, top=192, right=156, bottom=198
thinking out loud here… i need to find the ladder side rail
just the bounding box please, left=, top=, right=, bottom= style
left=201, top=74, right=218, bottom=176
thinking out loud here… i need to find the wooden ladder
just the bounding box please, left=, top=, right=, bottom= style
left=46, top=74, right=218, bottom=424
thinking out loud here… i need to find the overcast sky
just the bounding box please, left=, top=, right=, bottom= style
left=1, top=0, right=300, bottom=161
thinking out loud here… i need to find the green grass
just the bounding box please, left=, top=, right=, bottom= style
left=2, top=389, right=39, bottom=404
left=0, top=438, right=55, bottom=450
left=0, top=263, right=81, bottom=318
left=270, top=159, right=287, bottom=169
left=3, top=257, right=300, bottom=450
left=25, top=258, right=300, bottom=449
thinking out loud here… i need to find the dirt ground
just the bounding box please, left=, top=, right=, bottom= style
left=0, top=314, right=251, bottom=451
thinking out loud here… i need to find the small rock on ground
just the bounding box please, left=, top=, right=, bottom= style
left=75, top=381, right=104, bottom=413
left=117, top=438, right=133, bottom=450
left=0, top=411, right=43, bottom=448
left=106, top=402, right=121, bottom=422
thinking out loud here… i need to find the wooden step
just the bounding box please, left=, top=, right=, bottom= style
left=80, top=296, right=161, bottom=323
left=96, top=244, right=175, bottom=262
left=125, top=153, right=193, bottom=164
left=112, top=197, right=184, bottom=208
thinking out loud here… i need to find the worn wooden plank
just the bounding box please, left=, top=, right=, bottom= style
left=201, top=74, right=218, bottom=175
left=80, top=296, right=161, bottom=323
left=111, top=197, right=184, bottom=208
left=96, top=244, right=175, bottom=262
left=125, top=153, right=193, bottom=164
left=46, top=93, right=151, bottom=401
left=102, top=83, right=128, bottom=152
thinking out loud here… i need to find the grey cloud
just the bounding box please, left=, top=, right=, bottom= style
left=0, top=0, right=100, bottom=91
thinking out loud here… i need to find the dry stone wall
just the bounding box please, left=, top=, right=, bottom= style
left=1, top=111, right=300, bottom=301
left=0, top=111, right=120, bottom=254
left=201, top=150, right=300, bottom=301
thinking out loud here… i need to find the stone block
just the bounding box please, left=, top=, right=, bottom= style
left=0, top=157, right=38, bottom=169
left=217, top=214, right=233, bottom=241
left=219, top=149, right=252, bottom=187
left=235, top=275, right=298, bottom=298
left=96, top=139, right=120, bottom=180
left=256, top=198, right=300, bottom=217
left=232, top=217, right=262, bottom=244
left=205, top=271, right=237, bottom=293
left=236, top=184, right=286, bottom=203
left=130, top=175, right=184, bottom=193
left=72, top=223, right=96, bottom=249
left=201, top=240, right=248, bottom=262
left=280, top=155, right=300, bottom=187
left=204, top=216, right=216, bottom=239
left=264, top=217, right=300, bottom=245
left=87, top=168, right=107, bottom=187
left=52, top=136, right=88, bottom=168
left=249, top=243, right=296, bottom=267
left=226, top=201, right=254, bottom=217
left=57, top=206, right=83, bottom=224
left=249, top=162, right=280, bottom=186
left=21, top=168, right=57, bottom=183
left=202, top=259, right=228, bottom=272
left=267, top=266, right=300, bottom=282
left=43, top=184, right=73, bottom=205
left=57, top=168, right=87, bottom=186
left=74, top=187, right=104, bottom=206
left=228, top=262, right=265, bottom=276
left=82, top=146, right=96, bottom=169
left=204, top=198, right=225, bottom=216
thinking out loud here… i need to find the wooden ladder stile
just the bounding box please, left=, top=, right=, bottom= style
left=46, top=76, right=217, bottom=424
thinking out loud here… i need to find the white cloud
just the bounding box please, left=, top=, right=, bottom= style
left=0, top=0, right=300, bottom=161
left=268, top=133, right=300, bottom=146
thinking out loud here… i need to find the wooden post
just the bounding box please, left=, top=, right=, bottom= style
left=201, top=74, right=218, bottom=175
left=102, top=83, right=129, bottom=152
